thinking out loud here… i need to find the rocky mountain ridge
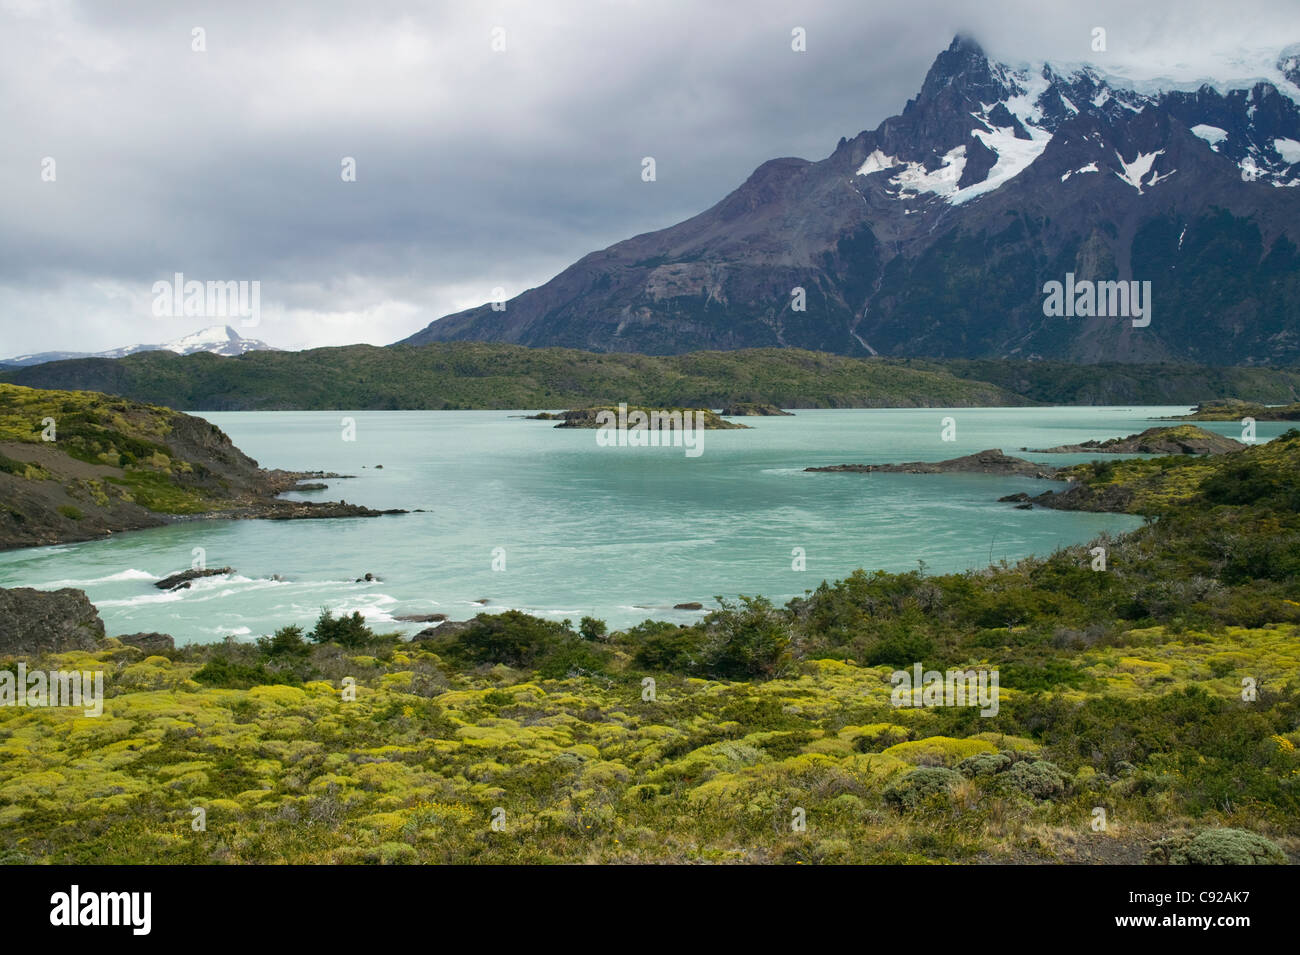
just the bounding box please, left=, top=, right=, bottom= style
left=402, top=36, right=1300, bottom=365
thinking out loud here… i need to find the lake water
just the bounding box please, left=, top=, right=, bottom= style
left=0, top=407, right=1277, bottom=644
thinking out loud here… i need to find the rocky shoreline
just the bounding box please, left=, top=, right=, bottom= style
left=807, top=449, right=1060, bottom=479
left=0, top=582, right=481, bottom=657
left=806, top=426, right=1249, bottom=514
left=720, top=403, right=792, bottom=416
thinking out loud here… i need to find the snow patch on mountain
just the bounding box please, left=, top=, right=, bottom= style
left=856, top=149, right=899, bottom=176
left=857, top=147, right=968, bottom=200
left=1191, top=124, right=1229, bottom=148
left=954, top=123, right=1051, bottom=204
left=1275, top=137, right=1300, bottom=163
left=1002, top=66, right=1051, bottom=126
left=1061, top=162, right=1099, bottom=182
left=1114, top=149, right=1172, bottom=193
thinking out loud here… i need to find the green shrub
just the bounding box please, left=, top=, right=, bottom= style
left=192, top=657, right=300, bottom=689
left=697, top=595, right=792, bottom=680
left=57, top=504, right=84, bottom=520
left=860, top=628, right=936, bottom=667
left=1149, top=828, right=1287, bottom=865
left=534, top=640, right=610, bottom=680
left=310, top=609, right=375, bottom=649
left=483, top=689, right=515, bottom=707
left=441, top=611, right=571, bottom=667
left=883, top=767, right=963, bottom=811
left=999, top=760, right=1069, bottom=800
left=257, top=624, right=311, bottom=659
left=958, top=752, right=1012, bottom=778
left=632, top=626, right=703, bottom=672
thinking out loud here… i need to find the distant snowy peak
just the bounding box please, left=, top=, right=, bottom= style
left=2, top=325, right=275, bottom=367
left=161, top=324, right=268, bottom=356
left=852, top=36, right=1300, bottom=206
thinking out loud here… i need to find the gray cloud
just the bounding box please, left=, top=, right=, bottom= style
left=2, top=0, right=1298, bottom=354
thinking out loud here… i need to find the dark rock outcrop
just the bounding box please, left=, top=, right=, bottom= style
left=156, top=567, right=234, bottom=590
left=411, top=619, right=472, bottom=642
left=0, top=587, right=105, bottom=654
left=1028, top=483, right=1137, bottom=513
left=116, top=632, right=175, bottom=653
left=262, top=502, right=407, bottom=521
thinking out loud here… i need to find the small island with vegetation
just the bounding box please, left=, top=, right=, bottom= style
left=533, top=405, right=749, bottom=429
left=808, top=449, right=1059, bottom=478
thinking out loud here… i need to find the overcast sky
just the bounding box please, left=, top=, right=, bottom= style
left=3, top=0, right=1299, bottom=355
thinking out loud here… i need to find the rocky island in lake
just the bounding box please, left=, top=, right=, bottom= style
left=536, top=405, right=749, bottom=429
left=807, top=449, right=1059, bottom=478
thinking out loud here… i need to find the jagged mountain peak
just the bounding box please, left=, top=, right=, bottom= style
left=856, top=37, right=1300, bottom=202
left=917, top=34, right=999, bottom=96
left=399, top=36, right=1300, bottom=365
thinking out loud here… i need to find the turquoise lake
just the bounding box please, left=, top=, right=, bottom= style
left=0, top=407, right=1280, bottom=644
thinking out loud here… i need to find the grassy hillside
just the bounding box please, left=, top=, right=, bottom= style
left=939, top=359, right=1300, bottom=406
left=0, top=383, right=260, bottom=547
left=2, top=432, right=1298, bottom=863
left=6, top=344, right=1300, bottom=412
left=0, top=383, right=368, bottom=550
left=0, top=344, right=1024, bottom=411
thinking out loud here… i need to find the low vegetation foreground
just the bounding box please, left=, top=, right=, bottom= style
left=2, top=429, right=1298, bottom=863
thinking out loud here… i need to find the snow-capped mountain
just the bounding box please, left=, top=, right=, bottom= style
left=402, top=36, right=1300, bottom=364
left=155, top=325, right=273, bottom=357
left=3, top=325, right=275, bottom=367
left=853, top=39, right=1300, bottom=200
